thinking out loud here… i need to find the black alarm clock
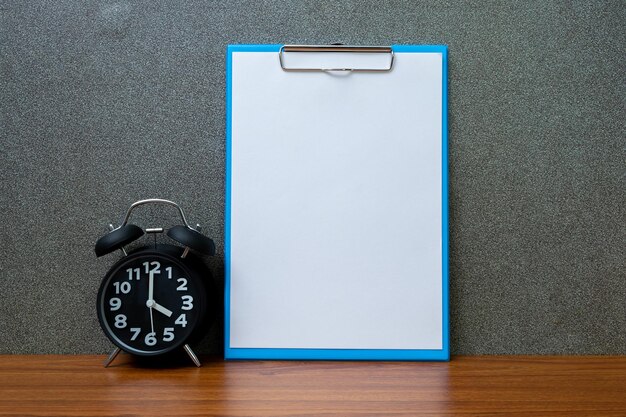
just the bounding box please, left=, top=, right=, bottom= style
left=95, top=199, right=216, bottom=367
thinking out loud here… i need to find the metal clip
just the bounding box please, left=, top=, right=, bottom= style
left=279, top=45, right=394, bottom=72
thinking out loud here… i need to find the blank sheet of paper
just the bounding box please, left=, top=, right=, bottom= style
left=226, top=45, right=448, bottom=360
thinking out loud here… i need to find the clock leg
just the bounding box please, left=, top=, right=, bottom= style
left=183, top=344, right=201, bottom=367
left=103, top=347, right=121, bottom=368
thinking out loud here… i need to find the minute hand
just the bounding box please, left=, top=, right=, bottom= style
left=148, top=270, right=154, bottom=301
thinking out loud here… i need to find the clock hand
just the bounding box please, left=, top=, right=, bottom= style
left=148, top=270, right=154, bottom=302
left=149, top=302, right=155, bottom=335
left=147, top=270, right=156, bottom=334
left=152, top=301, right=173, bottom=318
left=146, top=269, right=172, bottom=318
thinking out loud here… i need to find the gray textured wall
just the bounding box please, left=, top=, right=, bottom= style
left=1, top=1, right=624, bottom=355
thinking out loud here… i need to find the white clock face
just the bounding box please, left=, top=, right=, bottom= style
left=98, top=252, right=204, bottom=355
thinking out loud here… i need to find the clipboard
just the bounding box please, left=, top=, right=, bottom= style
left=225, top=44, right=448, bottom=360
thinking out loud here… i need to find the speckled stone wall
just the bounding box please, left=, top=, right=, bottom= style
left=1, top=1, right=624, bottom=355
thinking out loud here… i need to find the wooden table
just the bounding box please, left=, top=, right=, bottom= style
left=0, top=355, right=624, bottom=416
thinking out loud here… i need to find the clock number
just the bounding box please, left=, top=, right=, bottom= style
left=130, top=327, right=141, bottom=341
left=175, top=314, right=187, bottom=327
left=145, top=332, right=157, bottom=346
left=163, top=327, right=175, bottom=342
left=113, top=281, right=131, bottom=294
left=143, top=261, right=161, bottom=275
left=126, top=268, right=140, bottom=280
left=109, top=297, right=121, bottom=311
left=181, top=295, right=193, bottom=310
left=176, top=278, right=188, bottom=291
left=114, top=314, right=127, bottom=329
left=166, top=266, right=172, bottom=279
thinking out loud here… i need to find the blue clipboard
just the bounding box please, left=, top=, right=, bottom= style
left=225, top=44, right=448, bottom=360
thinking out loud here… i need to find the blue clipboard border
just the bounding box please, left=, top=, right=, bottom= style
left=225, top=44, right=449, bottom=360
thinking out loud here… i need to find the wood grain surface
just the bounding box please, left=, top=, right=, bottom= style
left=0, top=355, right=624, bottom=416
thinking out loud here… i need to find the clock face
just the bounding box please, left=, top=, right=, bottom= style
left=98, top=250, right=205, bottom=355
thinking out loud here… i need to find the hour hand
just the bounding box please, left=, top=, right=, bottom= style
left=152, top=301, right=173, bottom=318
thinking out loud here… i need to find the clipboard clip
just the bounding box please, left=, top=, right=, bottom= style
left=279, top=45, right=394, bottom=72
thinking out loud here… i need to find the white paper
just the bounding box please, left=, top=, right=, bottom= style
left=229, top=50, right=443, bottom=349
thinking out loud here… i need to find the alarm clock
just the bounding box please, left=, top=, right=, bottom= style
left=95, top=199, right=216, bottom=367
